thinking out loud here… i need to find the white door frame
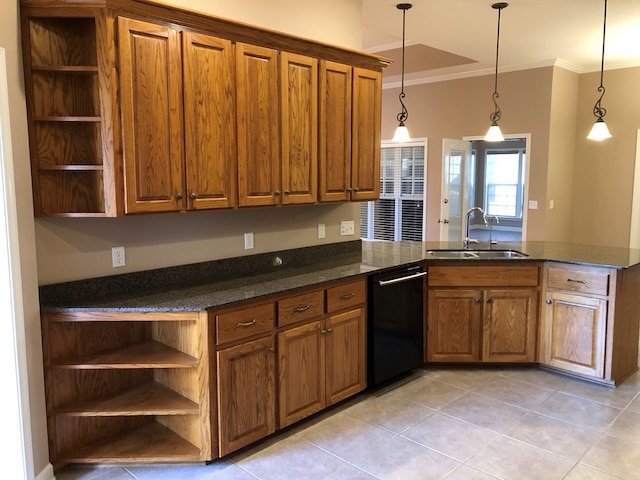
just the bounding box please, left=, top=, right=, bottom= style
left=0, top=47, right=33, bottom=479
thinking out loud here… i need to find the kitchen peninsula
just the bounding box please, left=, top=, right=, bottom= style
left=39, top=239, right=640, bottom=468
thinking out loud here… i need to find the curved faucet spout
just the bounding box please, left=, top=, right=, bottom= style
left=464, top=207, right=487, bottom=249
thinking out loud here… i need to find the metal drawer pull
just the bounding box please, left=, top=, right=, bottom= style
left=566, top=278, right=587, bottom=285
left=339, top=293, right=355, bottom=300
left=378, top=271, right=427, bottom=286
left=236, top=319, right=257, bottom=328
left=293, top=305, right=310, bottom=313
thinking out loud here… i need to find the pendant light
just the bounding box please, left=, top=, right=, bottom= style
left=484, top=2, right=508, bottom=142
left=392, top=3, right=412, bottom=143
left=587, top=0, right=612, bottom=141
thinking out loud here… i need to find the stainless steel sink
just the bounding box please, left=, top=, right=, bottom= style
left=426, top=249, right=529, bottom=259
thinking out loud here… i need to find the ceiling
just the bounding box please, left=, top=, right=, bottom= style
left=362, top=0, right=640, bottom=87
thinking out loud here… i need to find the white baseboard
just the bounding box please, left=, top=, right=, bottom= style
left=35, top=463, right=55, bottom=480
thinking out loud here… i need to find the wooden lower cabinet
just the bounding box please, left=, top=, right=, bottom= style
left=214, top=278, right=367, bottom=456
left=427, top=264, right=540, bottom=363
left=541, top=291, right=607, bottom=378
left=217, top=335, right=276, bottom=456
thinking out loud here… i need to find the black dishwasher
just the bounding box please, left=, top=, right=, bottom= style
left=368, top=264, right=426, bottom=387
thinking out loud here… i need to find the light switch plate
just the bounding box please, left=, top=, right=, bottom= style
left=244, top=232, right=254, bottom=250
left=318, top=223, right=326, bottom=239
left=528, top=200, right=538, bottom=210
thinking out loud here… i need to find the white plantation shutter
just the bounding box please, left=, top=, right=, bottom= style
left=361, top=141, right=426, bottom=241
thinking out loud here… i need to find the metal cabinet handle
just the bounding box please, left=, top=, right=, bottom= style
left=567, top=278, right=587, bottom=285
left=274, top=190, right=281, bottom=196
left=346, top=188, right=352, bottom=192
left=175, top=193, right=183, bottom=200
left=190, top=192, right=197, bottom=200
left=284, top=190, right=290, bottom=195
left=546, top=299, right=553, bottom=305
left=474, top=298, right=481, bottom=303
left=268, top=347, right=275, bottom=353
left=293, top=305, right=310, bottom=313
left=339, top=293, right=355, bottom=300
left=378, top=271, right=427, bottom=286
left=486, top=298, right=493, bottom=304
left=353, top=187, right=359, bottom=192
left=236, top=319, right=257, bottom=328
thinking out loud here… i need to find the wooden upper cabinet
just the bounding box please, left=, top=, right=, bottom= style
left=236, top=43, right=280, bottom=207
left=182, top=32, right=237, bottom=210
left=351, top=67, right=381, bottom=201
left=280, top=52, right=318, bottom=205
left=319, top=61, right=352, bottom=202
left=118, top=17, right=185, bottom=214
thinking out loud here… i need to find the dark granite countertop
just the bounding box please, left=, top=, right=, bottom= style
left=39, top=240, right=640, bottom=313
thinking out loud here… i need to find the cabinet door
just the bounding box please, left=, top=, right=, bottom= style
left=318, top=61, right=352, bottom=202
left=182, top=32, right=236, bottom=210
left=118, top=17, right=185, bottom=213
left=280, top=52, right=317, bottom=205
left=236, top=43, right=280, bottom=207
left=427, top=289, right=482, bottom=362
left=351, top=67, right=381, bottom=202
left=483, top=289, right=538, bottom=362
left=325, top=307, right=366, bottom=405
left=542, top=291, right=607, bottom=378
left=277, top=320, right=325, bottom=428
left=217, top=335, right=276, bottom=456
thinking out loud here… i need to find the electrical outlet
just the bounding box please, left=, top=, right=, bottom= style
left=112, top=246, right=126, bottom=268
left=318, top=223, right=326, bottom=239
left=244, top=232, right=254, bottom=250
left=340, top=220, right=355, bottom=236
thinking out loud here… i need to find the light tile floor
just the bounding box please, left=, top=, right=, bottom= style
left=56, top=366, right=640, bottom=480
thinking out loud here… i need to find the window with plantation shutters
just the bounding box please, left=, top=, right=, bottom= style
left=361, top=141, right=427, bottom=241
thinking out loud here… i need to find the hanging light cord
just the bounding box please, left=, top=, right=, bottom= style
left=490, top=4, right=507, bottom=125
left=593, top=0, right=608, bottom=121
left=397, top=5, right=409, bottom=125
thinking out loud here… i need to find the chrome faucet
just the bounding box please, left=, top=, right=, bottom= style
left=464, top=207, right=487, bottom=249
left=488, top=215, right=499, bottom=246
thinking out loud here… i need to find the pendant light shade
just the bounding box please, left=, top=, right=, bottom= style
left=392, top=3, right=412, bottom=143
left=587, top=0, right=612, bottom=141
left=484, top=2, right=508, bottom=142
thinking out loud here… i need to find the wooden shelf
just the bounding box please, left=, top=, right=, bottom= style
left=52, top=341, right=198, bottom=369
left=32, top=65, right=98, bottom=73
left=59, top=421, right=202, bottom=464
left=35, top=116, right=102, bottom=122
left=57, top=382, right=199, bottom=416
left=39, top=165, right=104, bottom=171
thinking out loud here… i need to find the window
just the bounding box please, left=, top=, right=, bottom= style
left=484, top=148, right=525, bottom=218
left=361, top=141, right=426, bottom=241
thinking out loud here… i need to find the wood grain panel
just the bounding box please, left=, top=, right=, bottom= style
left=482, top=289, right=537, bottom=362
left=547, top=291, right=607, bottom=378
left=118, top=16, right=184, bottom=213
left=351, top=67, right=381, bottom=201
left=427, top=289, right=482, bottom=362
left=280, top=52, right=317, bottom=205
left=277, top=321, right=324, bottom=427
left=326, top=279, right=366, bottom=313
left=32, top=71, right=99, bottom=117
left=38, top=170, right=105, bottom=214
left=277, top=289, right=324, bottom=327
left=428, top=265, right=539, bottom=287
left=216, top=301, right=275, bottom=345
left=318, top=61, right=352, bottom=202
left=325, top=307, right=366, bottom=404
left=28, top=16, right=97, bottom=66
left=183, top=31, right=237, bottom=210
left=547, top=264, right=610, bottom=296
left=236, top=42, right=280, bottom=207
left=36, top=122, right=102, bottom=167
left=217, top=335, right=276, bottom=456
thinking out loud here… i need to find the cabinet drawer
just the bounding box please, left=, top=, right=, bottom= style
left=277, top=290, right=325, bottom=327
left=326, top=279, right=366, bottom=312
left=547, top=265, right=610, bottom=296
left=216, top=302, right=275, bottom=345
left=428, top=265, right=539, bottom=287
